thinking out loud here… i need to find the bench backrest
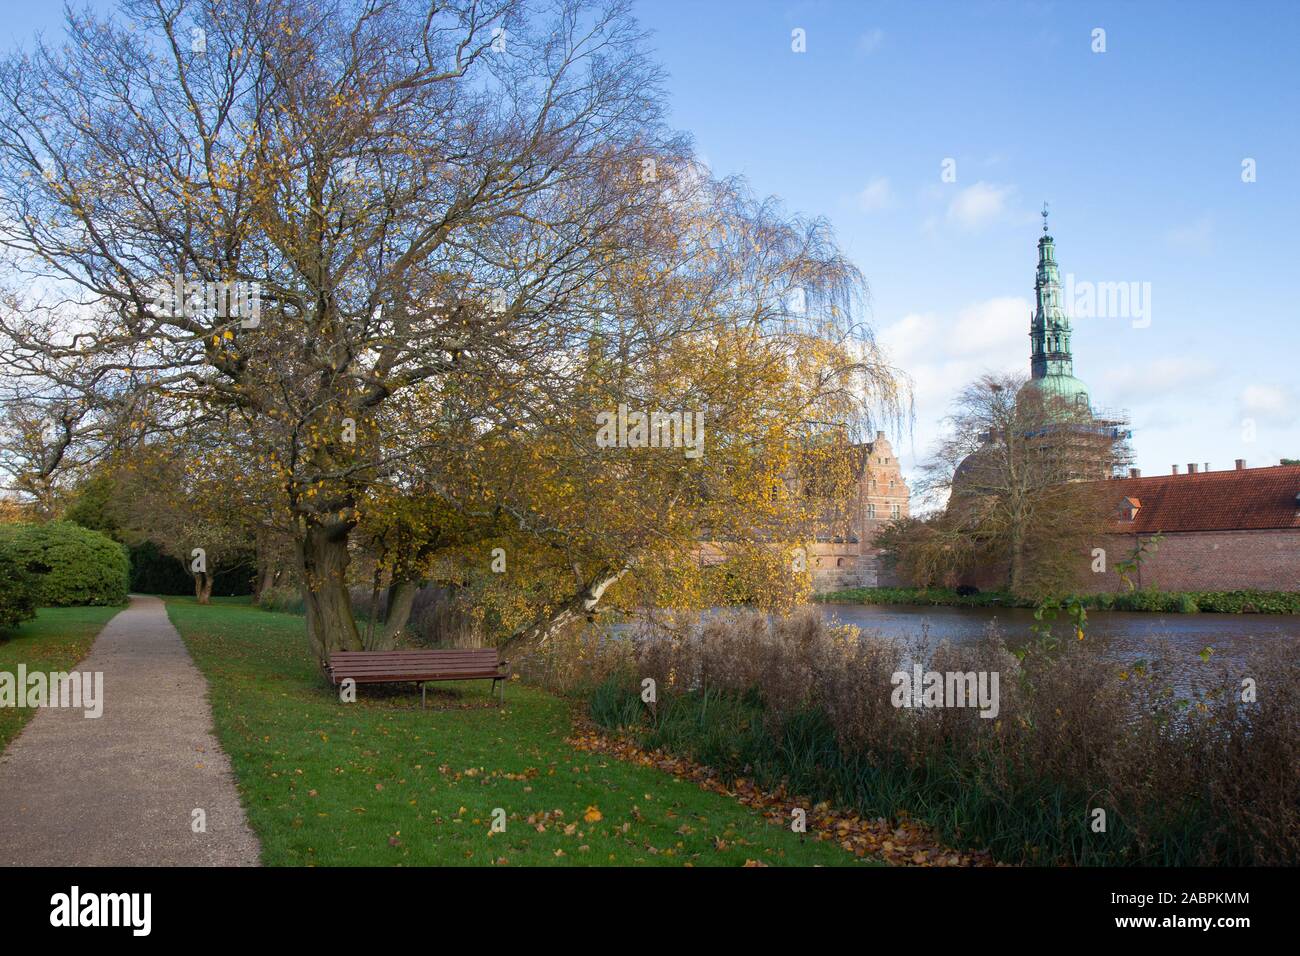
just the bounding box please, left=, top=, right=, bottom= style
left=327, top=648, right=502, bottom=683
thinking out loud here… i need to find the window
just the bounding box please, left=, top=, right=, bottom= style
left=836, top=558, right=844, bottom=568
left=891, top=504, right=901, bottom=519
left=866, top=504, right=876, bottom=518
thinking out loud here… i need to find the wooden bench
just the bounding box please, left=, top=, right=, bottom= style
left=326, top=649, right=509, bottom=706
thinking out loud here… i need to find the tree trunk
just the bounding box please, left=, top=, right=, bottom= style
left=253, top=529, right=275, bottom=604
left=299, top=520, right=362, bottom=662
left=194, top=571, right=214, bottom=605
left=254, top=562, right=278, bottom=605
left=499, top=570, right=626, bottom=653
left=1008, top=524, right=1024, bottom=595
left=378, top=577, right=422, bottom=649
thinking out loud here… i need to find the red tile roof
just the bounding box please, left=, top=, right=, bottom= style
left=1098, top=464, right=1300, bottom=533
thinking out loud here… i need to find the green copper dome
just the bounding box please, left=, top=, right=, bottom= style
left=1020, top=372, right=1090, bottom=410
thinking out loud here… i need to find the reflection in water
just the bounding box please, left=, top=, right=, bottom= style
left=818, top=602, right=1300, bottom=684
left=613, top=604, right=1298, bottom=687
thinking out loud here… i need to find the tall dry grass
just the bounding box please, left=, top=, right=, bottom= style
left=523, top=608, right=1299, bottom=865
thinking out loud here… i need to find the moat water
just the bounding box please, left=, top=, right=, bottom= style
left=817, top=602, right=1299, bottom=681
left=616, top=603, right=1297, bottom=684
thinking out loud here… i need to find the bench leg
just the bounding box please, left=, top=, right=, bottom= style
left=421, top=682, right=426, bottom=709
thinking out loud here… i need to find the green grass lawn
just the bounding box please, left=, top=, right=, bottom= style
left=0, top=605, right=124, bottom=753
left=166, top=598, right=866, bottom=867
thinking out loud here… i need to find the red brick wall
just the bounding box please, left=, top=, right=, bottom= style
left=1081, top=529, right=1300, bottom=593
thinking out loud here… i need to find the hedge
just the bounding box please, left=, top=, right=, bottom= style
left=1087, top=588, right=1300, bottom=615
left=128, top=540, right=255, bottom=596
left=0, top=549, right=38, bottom=630
left=817, top=585, right=1300, bottom=615
left=0, top=521, right=130, bottom=607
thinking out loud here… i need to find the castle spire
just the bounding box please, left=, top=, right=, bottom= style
left=1024, top=209, right=1090, bottom=410
left=1030, top=208, right=1070, bottom=379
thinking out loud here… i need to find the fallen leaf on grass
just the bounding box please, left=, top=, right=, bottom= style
left=567, top=722, right=998, bottom=868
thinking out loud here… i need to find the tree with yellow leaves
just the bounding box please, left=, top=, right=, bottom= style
left=0, top=0, right=905, bottom=659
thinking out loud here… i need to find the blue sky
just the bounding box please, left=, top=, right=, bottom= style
left=5, top=2, right=1298, bottom=494
left=628, top=0, right=1300, bottom=494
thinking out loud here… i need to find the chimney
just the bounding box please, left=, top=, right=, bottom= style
left=1235, top=459, right=1245, bottom=470
left=1187, top=463, right=1198, bottom=474
left=1172, top=464, right=1180, bottom=475
left=1204, top=462, right=1211, bottom=473
left=1129, top=467, right=1141, bottom=478
left=876, top=430, right=885, bottom=442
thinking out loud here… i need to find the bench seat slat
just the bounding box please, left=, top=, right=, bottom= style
left=329, top=659, right=502, bottom=669
left=330, top=663, right=499, bottom=670
left=324, top=650, right=502, bottom=660
left=330, top=671, right=501, bottom=676
left=331, top=651, right=498, bottom=657
left=342, top=673, right=502, bottom=683
left=331, top=670, right=501, bottom=678
left=331, top=656, right=498, bottom=661
left=329, top=665, right=503, bottom=672
left=331, top=664, right=499, bottom=671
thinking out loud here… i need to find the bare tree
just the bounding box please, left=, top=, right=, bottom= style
left=894, top=372, right=1130, bottom=598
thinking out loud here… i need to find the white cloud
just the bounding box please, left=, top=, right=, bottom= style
left=878, top=297, right=1031, bottom=475
left=947, top=181, right=1015, bottom=229
left=878, top=311, right=938, bottom=368
left=1240, top=383, right=1296, bottom=424
left=857, top=28, right=884, bottom=55
left=1101, top=356, right=1217, bottom=402
left=856, top=176, right=893, bottom=213
left=949, top=296, right=1028, bottom=354
left=1165, top=217, right=1213, bottom=254
left=879, top=297, right=1030, bottom=381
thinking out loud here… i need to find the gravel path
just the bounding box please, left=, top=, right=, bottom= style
left=0, top=595, right=260, bottom=866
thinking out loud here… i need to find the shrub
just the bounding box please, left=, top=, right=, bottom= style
left=0, top=549, right=38, bottom=630
left=407, top=586, right=484, bottom=648
left=822, top=586, right=1300, bottom=615
left=1110, top=588, right=1176, bottom=612
left=257, top=584, right=304, bottom=615
left=514, top=617, right=638, bottom=699
left=818, top=586, right=1014, bottom=608
left=0, top=521, right=129, bottom=606
left=1089, top=591, right=1115, bottom=610
left=1190, top=590, right=1300, bottom=614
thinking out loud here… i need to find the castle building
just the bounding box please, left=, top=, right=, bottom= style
left=696, top=429, right=912, bottom=592
left=964, top=209, right=1299, bottom=594
left=807, top=431, right=910, bottom=590
left=1083, top=460, right=1300, bottom=593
